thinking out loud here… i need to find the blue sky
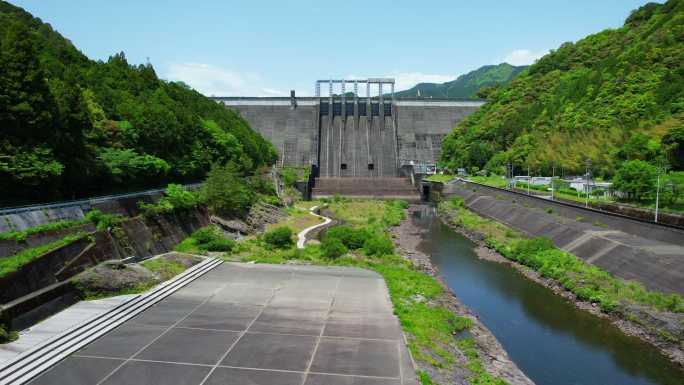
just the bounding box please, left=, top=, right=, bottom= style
left=12, top=0, right=649, bottom=96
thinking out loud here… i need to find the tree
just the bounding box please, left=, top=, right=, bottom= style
left=661, top=124, right=684, bottom=170
left=200, top=163, right=255, bottom=217
left=612, top=160, right=657, bottom=201
left=0, top=21, right=57, bottom=142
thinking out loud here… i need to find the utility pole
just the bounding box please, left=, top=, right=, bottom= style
left=655, top=164, right=666, bottom=223
left=585, top=159, right=592, bottom=208
left=551, top=163, right=555, bottom=200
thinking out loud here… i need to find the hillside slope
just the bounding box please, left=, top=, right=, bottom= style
left=395, top=63, right=526, bottom=99
left=0, top=1, right=277, bottom=205
left=440, top=0, right=684, bottom=177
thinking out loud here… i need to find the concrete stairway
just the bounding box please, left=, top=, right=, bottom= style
left=312, top=177, right=420, bottom=201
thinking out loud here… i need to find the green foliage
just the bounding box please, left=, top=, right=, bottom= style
left=201, top=163, right=255, bottom=218
left=440, top=0, right=684, bottom=178
left=448, top=196, right=465, bottom=208
left=0, top=2, right=277, bottom=205
left=139, top=184, right=203, bottom=216
left=395, top=63, right=527, bottom=99
left=0, top=232, right=87, bottom=277
left=612, top=160, right=658, bottom=201
left=363, top=233, right=395, bottom=256
left=0, top=217, right=87, bottom=241
left=85, top=209, right=124, bottom=231
left=279, top=167, right=299, bottom=187
left=0, top=324, right=18, bottom=344
left=320, top=237, right=347, bottom=259
left=661, top=124, right=684, bottom=169
left=324, top=225, right=370, bottom=250
left=141, top=258, right=186, bottom=281
left=98, top=148, right=170, bottom=185
left=262, top=226, right=294, bottom=249
left=176, top=226, right=235, bottom=253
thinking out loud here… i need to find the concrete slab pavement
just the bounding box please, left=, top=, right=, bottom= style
left=25, top=263, right=418, bottom=385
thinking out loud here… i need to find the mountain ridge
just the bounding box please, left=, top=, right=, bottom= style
left=395, top=63, right=527, bottom=99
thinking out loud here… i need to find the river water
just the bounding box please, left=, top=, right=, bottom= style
left=412, top=206, right=684, bottom=385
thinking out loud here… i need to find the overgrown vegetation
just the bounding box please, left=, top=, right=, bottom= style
left=0, top=209, right=122, bottom=241
left=441, top=0, right=684, bottom=185
left=0, top=1, right=277, bottom=206
left=174, top=225, right=235, bottom=254
left=220, top=199, right=508, bottom=385
left=440, top=196, right=684, bottom=314
left=0, top=232, right=87, bottom=277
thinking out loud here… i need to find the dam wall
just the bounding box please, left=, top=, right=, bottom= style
left=214, top=97, right=484, bottom=177
left=442, top=180, right=684, bottom=296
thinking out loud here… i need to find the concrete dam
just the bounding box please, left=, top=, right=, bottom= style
left=213, top=79, right=484, bottom=184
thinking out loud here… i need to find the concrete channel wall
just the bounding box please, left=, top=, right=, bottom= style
left=441, top=180, right=684, bottom=296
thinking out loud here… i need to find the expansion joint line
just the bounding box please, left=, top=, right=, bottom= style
left=300, top=276, right=341, bottom=385
left=197, top=270, right=293, bottom=385
left=95, top=278, right=232, bottom=385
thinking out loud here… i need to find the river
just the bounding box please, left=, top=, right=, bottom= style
left=412, top=206, right=684, bottom=385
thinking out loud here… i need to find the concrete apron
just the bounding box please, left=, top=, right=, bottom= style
left=9, top=262, right=418, bottom=385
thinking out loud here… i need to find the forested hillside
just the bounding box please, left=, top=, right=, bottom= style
left=395, top=63, right=526, bottom=99
left=0, top=1, right=277, bottom=205
left=441, top=0, right=684, bottom=178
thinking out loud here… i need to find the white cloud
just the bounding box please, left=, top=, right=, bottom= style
left=344, top=72, right=456, bottom=94
left=503, top=49, right=547, bottom=66
left=164, top=62, right=286, bottom=97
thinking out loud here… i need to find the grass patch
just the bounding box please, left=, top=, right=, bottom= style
left=0, top=232, right=88, bottom=277
left=468, top=175, right=508, bottom=188
left=0, top=209, right=122, bottom=242
left=141, top=258, right=187, bottom=281
left=424, top=174, right=455, bottom=183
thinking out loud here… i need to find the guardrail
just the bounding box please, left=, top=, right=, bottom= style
left=0, top=183, right=202, bottom=216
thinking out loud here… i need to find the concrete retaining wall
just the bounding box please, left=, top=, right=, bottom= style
left=0, top=209, right=209, bottom=327
left=443, top=181, right=684, bottom=296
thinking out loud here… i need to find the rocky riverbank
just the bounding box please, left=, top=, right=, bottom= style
left=436, top=205, right=684, bottom=371
left=391, top=205, right=535, bottom=385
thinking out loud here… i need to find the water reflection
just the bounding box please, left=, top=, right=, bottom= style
left=413, top=206, right=684, bottom=385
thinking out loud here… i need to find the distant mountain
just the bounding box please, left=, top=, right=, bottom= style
left=394, top=63, right=527, bottom=99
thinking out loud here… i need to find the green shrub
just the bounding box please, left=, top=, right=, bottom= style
left=324, top=225, right=370, bottom=250
left=203, top=238, right=235, bottom=252
left=0, top=324, right=18, bottom=344
left=321, top=237, right=347, bottom=259
left=279, top=167, right=299, bottom=187
left=201, top=163, right=255, bottom=217
left=138, top=184, right=203, bottom=217
left=184, top=226, right=235, bottom=252
left=363, top=233, right=394, bottom=256
left=85, top=210, right=123, bottom=231
left=192, top=226, right=221, bottom=244
left=164, top=184, right=203, bottom=209
left=448, top=196, right=465, bottom=208
left=263, top=226, right=294, bottom=249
